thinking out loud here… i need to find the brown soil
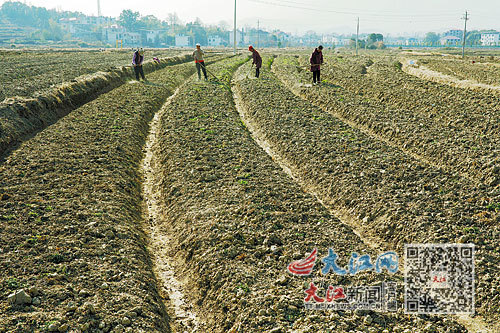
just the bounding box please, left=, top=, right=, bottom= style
left=235, top=56, right=499, bottom=330
left=1, top=49, right=499, bottom=333
left=276, top=54, right=500, bottom=186
left=0, top=54, right=226, bottom=159
left=0, top=60, right=199, bottom=332
left=144, top=55, right=467, bottom=332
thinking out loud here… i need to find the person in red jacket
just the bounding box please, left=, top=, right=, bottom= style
left=310, top=45, right=323, bottom=85
left=249, top=45, right=262, bottom=78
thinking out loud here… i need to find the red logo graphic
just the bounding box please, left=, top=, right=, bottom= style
left=288, top=248, right=317, bottom=275
left=304, top=282, right=324, bottom=302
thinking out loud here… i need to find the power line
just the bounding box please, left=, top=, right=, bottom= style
left=462, top=11, right=469, bottom=59
left=234, top=0, right=237, bottom=54
left=97, top=0, right=101, bottom=17
left=267, top=0, right=465, bottom=15
left=355, top=17, right=359, bottom=56
left=247, top=0, right=461, bottom=19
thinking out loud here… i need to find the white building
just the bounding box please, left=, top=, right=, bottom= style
left=175, top=34, right=192, bottom=47
left=145, top=30, right=161, bottom=44
left=444, top=29, right=463, bottom=39
left=102, top=25, right=126, bottom=44
left=276, top=31, right=291, bottom=42
left=440, top=35, right=461, bottom=45
left=59, top=17, right=78, bottom=34
left=229, top=30, right=244, bottom=46
left=481, top=33, right=500, bottom=46
left=208, top=35, right=223, bottom=47
left=123, top=32, right=141, bottom=45
left=406, top=37, right=419, bottom=46
left=336, top=38, right=351, bottom=46
left=322, top=35, right=335, bottom=44
left=78, top=16, right=109, bottom=26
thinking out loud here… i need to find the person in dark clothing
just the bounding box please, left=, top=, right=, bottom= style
left=310, top=45, right=323, bottom=85
left=249, top=45, right=262, bottom=78
left=132, top=48, right=146, bottom=81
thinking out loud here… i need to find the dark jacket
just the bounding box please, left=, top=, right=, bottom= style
left=132, top=51, right=144, bottom=66
left=252, top=50, right=262, bottom=68
left=310, top=48, right=323, bottom=71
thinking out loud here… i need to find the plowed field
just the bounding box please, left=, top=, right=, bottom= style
left=1, top=49, right=499, bottom=332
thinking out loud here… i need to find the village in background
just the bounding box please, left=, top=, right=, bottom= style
left=1, top=1, right=500, bottom=50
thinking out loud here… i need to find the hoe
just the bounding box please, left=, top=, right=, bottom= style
left=200, top=62, right=221, bottom=82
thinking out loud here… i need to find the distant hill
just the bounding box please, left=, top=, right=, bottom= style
left=1, top=1, right=83, bottom=29
left=0, top=14, right=36, bottom=46
left=0, top=1, right=84, bottom=46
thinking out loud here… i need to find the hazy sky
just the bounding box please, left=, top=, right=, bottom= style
left=2, top=0, right=499, bottom=36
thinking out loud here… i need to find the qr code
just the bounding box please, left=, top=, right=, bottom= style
left=404, top=244, right=474, bottom=314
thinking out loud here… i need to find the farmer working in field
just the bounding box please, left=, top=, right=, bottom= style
left=248, top=45, right=262, bottom=78
left=310, top=45, right=324, bottom=85
left=132, top=48, right=146, bottom=81
left=193, top=43, right=208, bottom=81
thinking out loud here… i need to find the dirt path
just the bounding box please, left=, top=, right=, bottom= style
left=142, top=83, right=201, bottom=332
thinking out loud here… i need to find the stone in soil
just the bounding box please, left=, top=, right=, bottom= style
left=7, top=289, right=32, bottom=305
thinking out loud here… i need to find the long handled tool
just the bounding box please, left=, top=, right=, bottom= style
left=200, top=62, right=220, bottom=82
left=246, top=64, right=254, bottom=78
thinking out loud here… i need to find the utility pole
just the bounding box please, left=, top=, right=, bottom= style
left=257, top=20, right=260, bottom=48
left=97, top=0, right=101, bottom=17
left=233, top=0, right=237, bottom=55
left=462, top=11, right=468, bottom=59
left=356, top=17, right=359, bottom=56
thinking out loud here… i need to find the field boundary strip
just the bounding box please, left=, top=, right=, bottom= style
left=232, top=65, right=388, bottom=253
left=271, top=55, right=485, bottom=185
left=401, top=58, right=500, bottom=92
left=142, top=80, right=201, bottom=332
